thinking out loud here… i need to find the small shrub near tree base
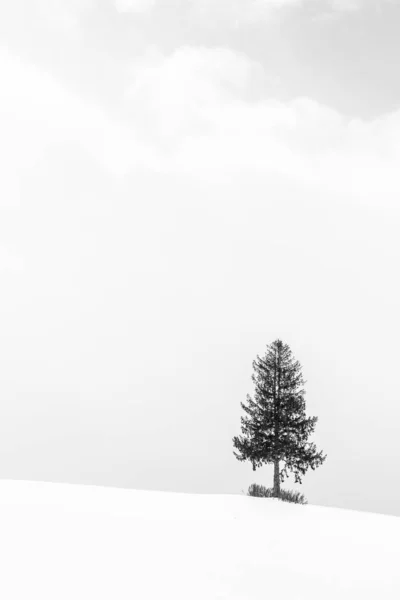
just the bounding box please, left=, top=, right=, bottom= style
left=248, top=483, right=308, bottom=505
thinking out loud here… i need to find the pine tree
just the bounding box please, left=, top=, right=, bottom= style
left=233, top=339, right=326, bottom=498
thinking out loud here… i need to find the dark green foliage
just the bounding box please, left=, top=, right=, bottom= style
left=248, top=483, right=274, bottom=498
left=248, top=483, right=308, bottom=505
left=233, top=339, right=326, bottom=493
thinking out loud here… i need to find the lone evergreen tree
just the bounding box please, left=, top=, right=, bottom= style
left=233, top=339, right=326, bottom=498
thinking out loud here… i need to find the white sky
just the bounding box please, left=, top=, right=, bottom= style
left=1, top=0, right=400, bottom=516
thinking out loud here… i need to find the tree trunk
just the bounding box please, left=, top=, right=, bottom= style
left=273, top=345, right=281, bottom=499
left=273, top=460, right=280, bottom=498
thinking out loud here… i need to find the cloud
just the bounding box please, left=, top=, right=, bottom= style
left=34, top=0, right=95, bottom=30
left=0, top=0, right=96, bottom=36
left=3, top=38, right=400, bottom=210
left=122, top=45, right=400, bottom=201
left=0, top=248, right=24, bottom=272
left=113, top=0, right=385, bottom=21
left=328, top=0, right=364, bottom=11
left=115, top=0, right=156, bottom=13
left=0, top=46, right=155, bottom=189
left=113, top=0, right=303, bottom=27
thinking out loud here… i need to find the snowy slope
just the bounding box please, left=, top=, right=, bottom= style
left=0, top=480, right=399, bottom=599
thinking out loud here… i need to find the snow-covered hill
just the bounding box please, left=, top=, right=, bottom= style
left=0, top=480, right=398, bottom=599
